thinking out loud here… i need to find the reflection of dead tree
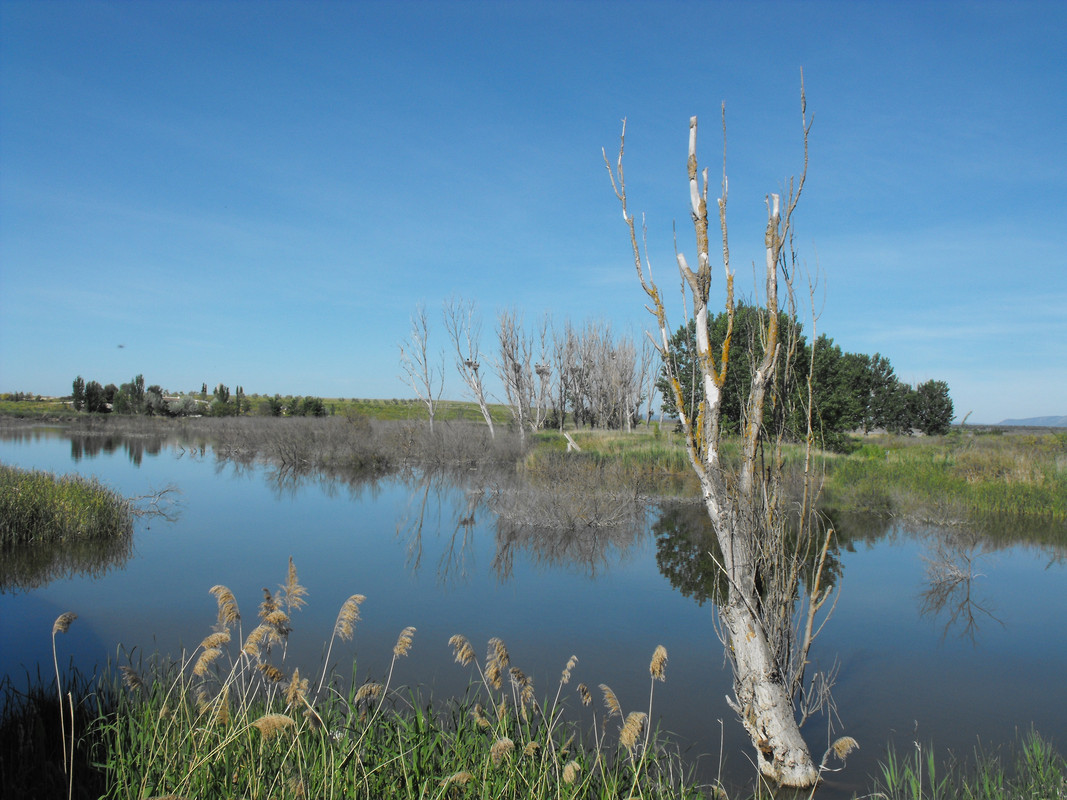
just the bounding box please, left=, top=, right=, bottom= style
left=439, top=489, right=481, bottom=585
left=131, top=485, right=182, bottom=523
left=920, top=529, right=1002, bottom=644
left=490, top=502, right=646, bottom=581
left=606, top=78, right=844, bottom=787
left=395, top=470, right=487, bottom=587
left=487, top=465, right=647, bottom=580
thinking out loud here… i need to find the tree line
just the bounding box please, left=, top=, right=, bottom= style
left=657, top=304, right=953, bottom=447
left=400, top=298, right=658, bottom=443
left=399, top=297, right=952, bottom=446
left=70, top=376, right=328, bottom=418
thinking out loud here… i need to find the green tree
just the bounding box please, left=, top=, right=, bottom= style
left=72, top=376, right=85, bottom=411
left=912, top=379, right=953, bottom=435
left=115, top=374, right=146, bottom=414
left=657, top=303, right=803, bottom=435
left=145, top=385, right=166, bottom=416
left=85, top=380, right=106, bottom=413
left=302, top=396, right=326, bottom=417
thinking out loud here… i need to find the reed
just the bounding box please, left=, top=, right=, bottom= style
left=26, top=560, right=700, bottom=799
left=5, top=603, right=1066, bottom=799
left=0, top=464, right=133, bottom=548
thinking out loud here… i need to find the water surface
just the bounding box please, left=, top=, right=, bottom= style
left=2, top=426, right=1064, bottom=797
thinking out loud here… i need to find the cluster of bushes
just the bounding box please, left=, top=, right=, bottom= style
left=255, top=394, right=328, bottom=417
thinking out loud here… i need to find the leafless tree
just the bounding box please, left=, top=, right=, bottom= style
left=495, top=309, right=535, bottom=444
left=399, top=304, right=444, bottom=433
left=443, top=296, right=495, bottom=438
left=606, top=78, right=846, bottom=788
left=531, top=314, right=553, bottom=432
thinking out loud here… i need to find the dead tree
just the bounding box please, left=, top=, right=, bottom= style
left=399, top=304, right=444, bottom=432
left=495, top=309, right=535, bottom=445
left=443, top=296, right=495, bottom=438
left=606, top=80, right=844, bottom=788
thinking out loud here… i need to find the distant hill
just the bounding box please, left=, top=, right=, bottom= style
left=997, top=415, right=1067, bottom=427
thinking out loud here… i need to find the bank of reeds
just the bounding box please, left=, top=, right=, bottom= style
left=14, top=560, right=703, bottom=800
left=0, top=463, right=132, bottom=548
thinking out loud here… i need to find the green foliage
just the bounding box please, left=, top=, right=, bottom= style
left=656, top=304, right=801, bottom=436
left=822, top=432, right=1067, bottom=521
left=913, top=379, right=954, bottom=436
left=72, top=376, right=85, bottom=411
left=658, top=320, right=955, bottom=443
left=85, top=380, right=107, bottom=413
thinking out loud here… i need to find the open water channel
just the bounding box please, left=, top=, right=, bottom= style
left=1, top=425, right=1065, bottom=796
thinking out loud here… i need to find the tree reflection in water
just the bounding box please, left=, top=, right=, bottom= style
left=919, top=528, right=1003, bottom=644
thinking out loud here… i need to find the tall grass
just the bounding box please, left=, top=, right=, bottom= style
left=821, top=432, right=1067, bottom=522
left=4, top=559, right=1064, bottom=798
left=872, top=732, right=1067, bottom=799
left=57, top=560, right=704, bottom=799
left=0, top=464, right=132, bottom=548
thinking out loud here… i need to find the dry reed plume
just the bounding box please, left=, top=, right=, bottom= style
left=51, top=611, right=76, bottom=779
left=209, top=585, right=240, bottom=627
left=393, top=626, right=416, bottom=657
left=619, top=711, right=648, bottom=754
left=449, top=634, right=476, bottom=666
left=490, top=736, right=515, bottom=766
left=600, top=684, right=622, bottom=718
left=251, top=712, right=296, bottom=740
left=649, top=645, right=668, bottom=681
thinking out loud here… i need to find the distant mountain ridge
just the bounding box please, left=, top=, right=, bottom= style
left=997, top=415, right=1067, bottom=427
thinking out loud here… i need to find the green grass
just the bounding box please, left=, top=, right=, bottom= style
left=0, top=464, right=132, bottom=548
left=0, top=397, right=75, bottom=418
left=327, top=397, right=514, bottom=425
left=872, top=733, right=1067, bottom=800
left=820, top=432, right=1067, bottom=522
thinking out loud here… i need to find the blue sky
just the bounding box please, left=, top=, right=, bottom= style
left=2, top=1, right=1064, bottom=424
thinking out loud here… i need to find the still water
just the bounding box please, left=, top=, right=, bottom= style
left=1, top=426, right=1065, bottom=796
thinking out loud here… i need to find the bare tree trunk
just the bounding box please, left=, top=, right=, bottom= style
left=443, top=296, right=495, bottom=437
left=606, top=79, right=842, bottom=789
left=399, top=304, right=443, bottom=433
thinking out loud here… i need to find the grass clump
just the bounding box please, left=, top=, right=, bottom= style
left=872, top=732, right=1067, bottom=799
left=21, top=559, right=701, bottom=799
left=0, top=463, right=132, bottom=548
